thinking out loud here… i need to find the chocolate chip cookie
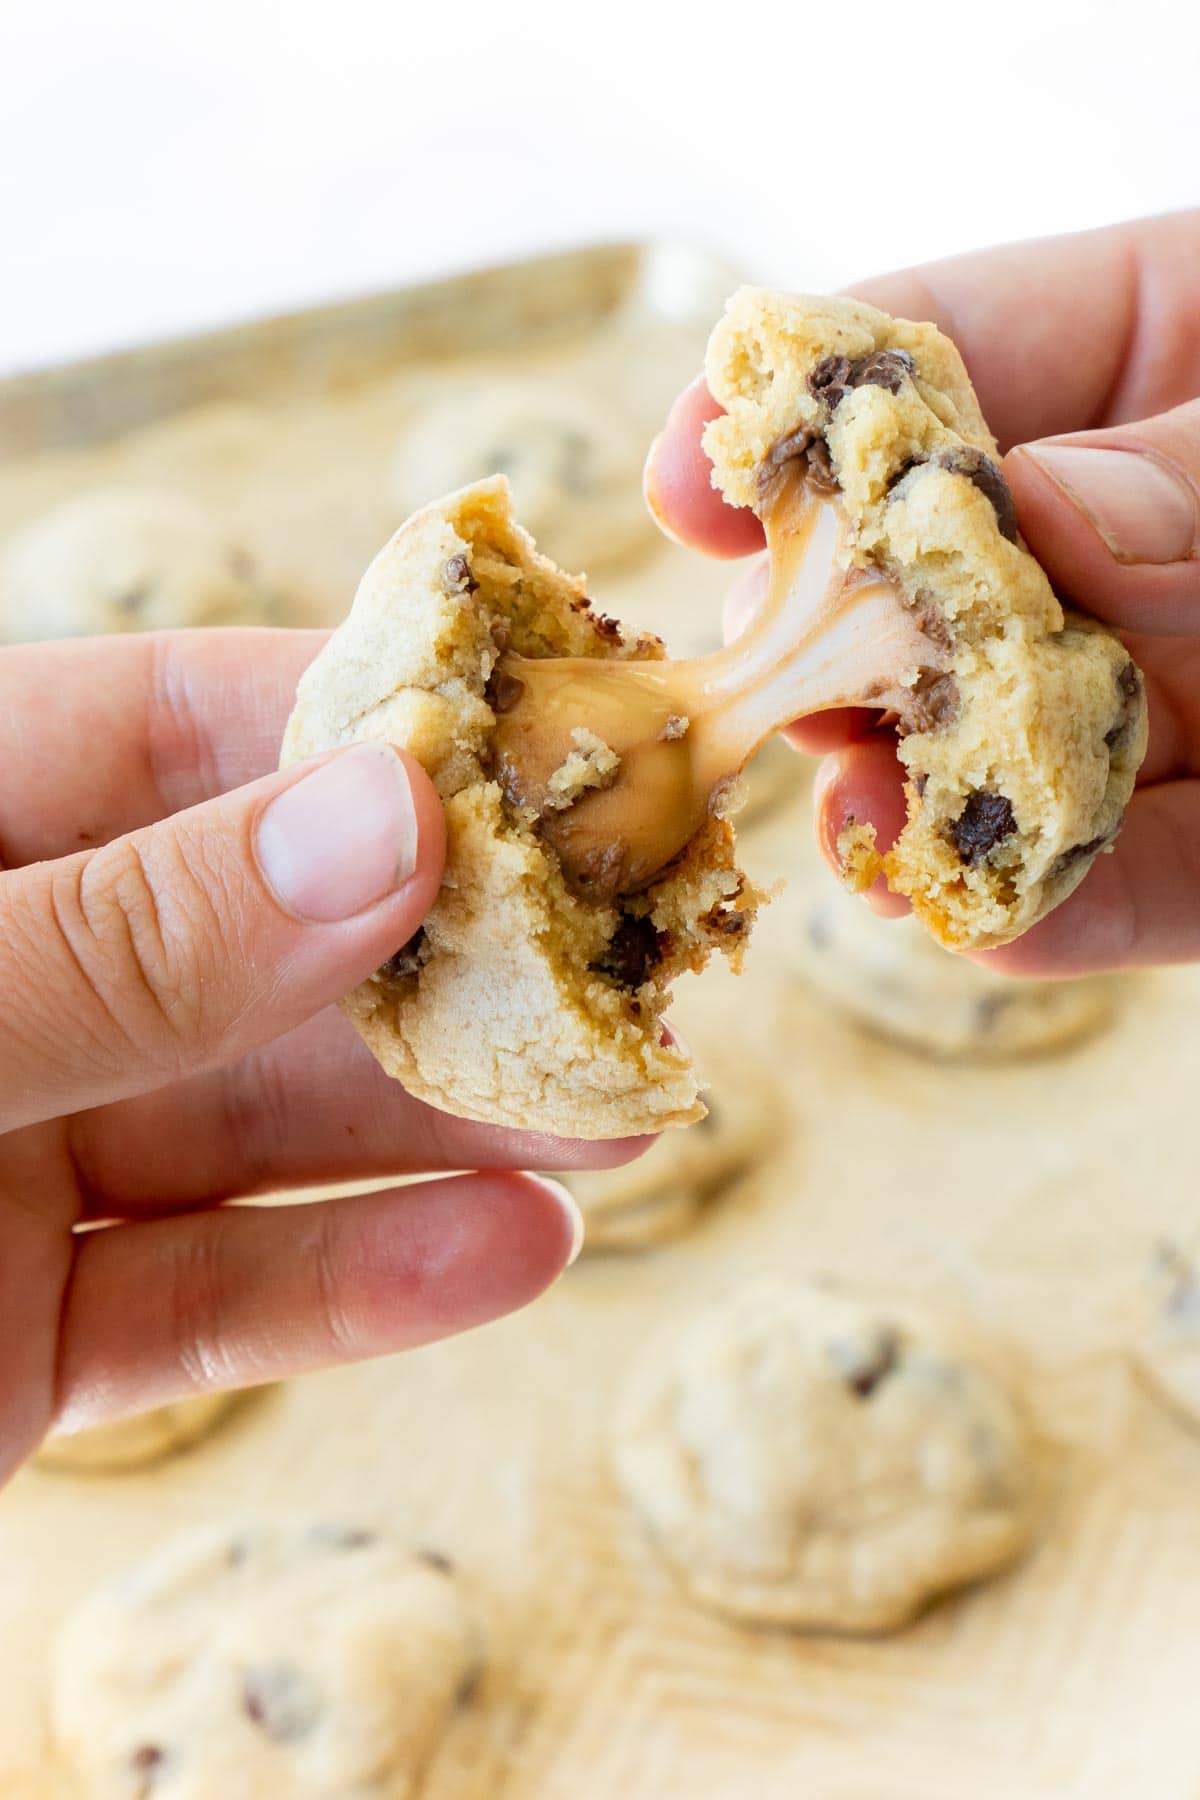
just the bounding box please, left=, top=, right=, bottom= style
left=613, top=1277, right=1037, bottom=1632
left=704, top=290, right=1148, bottom=949
left=283, top=478, right=764, bottom=1138
left=51, top=1520, right=482, bottom=1798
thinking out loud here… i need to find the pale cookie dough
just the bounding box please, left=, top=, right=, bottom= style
left=613, top=1278, right=1037, bottom=1632
left=793, top=882, right=1117, bottom=1060
left=704, top=290, right=1148, bottom=950
left=0, top=488, right=286, bottom=640
left=1134, top=1234, right=1200, bottom=1430
left=35, top=1395, right=240, bottom=1475
left=389, top=378, right=655, bottom=573
left=51, top=1520, right=482, bottom=1799
left=283, top=478, right=764, bottom=1138
left=561, top=1052, right=780, bottom=1250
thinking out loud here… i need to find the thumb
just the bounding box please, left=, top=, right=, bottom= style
left=1006, top=400, right=1200, bottom=635
left=0, top=743, right=445, bottom=1131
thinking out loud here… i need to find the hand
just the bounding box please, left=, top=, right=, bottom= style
left=646, top=209, right=1200, bottom=976
left=0, top=628, right=642, bottom=1485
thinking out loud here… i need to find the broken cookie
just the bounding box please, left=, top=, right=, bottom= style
left=283, top=478, right=764, bottom=1138
left=703, top=290, right=1148, bottom=948
left=612, top=1277, right=1038, bottom=1633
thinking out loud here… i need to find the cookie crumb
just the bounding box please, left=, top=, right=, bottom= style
left=542, top=727, right=621, bottom=815
left=659, top=714, right=690, bottom=741
left=836, top=818, right=883, bottom=894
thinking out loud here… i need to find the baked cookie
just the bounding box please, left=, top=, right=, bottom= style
left=561, top=1050, right=779, bottom=1250
left=0, top=488, right=285, bottom=640
left=793, top=881, right=1116, bottom=1060
left=389, top=378, right=654, bottom=573
left=51, top=1519, right=482, bottom=1799
left=612, top=1277, right=1037, bottom=1632
left=282, top=478, right=764, bottom=1138
left=35, top=1395, right=240, bottom=1475
left=704, top=290, right=1148, bottom=950
left=1134, top=1234, right=1200, bottom=1431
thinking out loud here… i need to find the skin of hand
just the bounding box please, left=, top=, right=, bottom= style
left=0, top=629, right=648, bottom=1487
left=645, top=208, right=1200, bottom=977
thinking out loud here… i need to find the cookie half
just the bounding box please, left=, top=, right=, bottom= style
left=283, top=479, right=764, bottom=1137
left=704, top=290, right=1148, bottom=949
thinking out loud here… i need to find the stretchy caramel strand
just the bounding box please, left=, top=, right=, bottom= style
left=491, top=477, right=942, bottom=901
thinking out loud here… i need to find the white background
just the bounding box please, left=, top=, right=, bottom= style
left=1, top=0, right=1196, bottom=372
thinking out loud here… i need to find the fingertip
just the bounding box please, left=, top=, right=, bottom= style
left=813, top=743, right=912, bottom=918
left=644, top=377, right=765, bottom=560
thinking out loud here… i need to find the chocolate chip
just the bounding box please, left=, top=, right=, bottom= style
left=592, top=612, right=624, bottom=644
left=934, top=447, right=1018, bottom=543
left=1105, top=660, right=1142, bottom=749
left=227, top=546, right=258, bottom=581
left=807, top=353, right=852, bottom=407
left=309, top=1523, right=378, bottom=1550
left=115, top=585, right=150, bottom=617
left=701, top=902, right=747, bottom=938
left=242, top=1663, right=322, bottom=1742
left=488, top=670, right=525, bottom=714
left=757, top=425, right=840, bottom=497
left=949, top=791, right=1017, bottom=865
left=417, top=1548, right=455, bottom=1574
left=379, top=927, right=427, bottom=981
left=913, top=773, right=928, bottom=798
left=590, top=914, right=663, bottom=989
left=1050, top=832, right=1112, bottom=879
left=902, top=670, right=960, bottom=735
left=489, top=619, right=511, bottom=654
left=848, top=348, right=915, bottom=396
left=837, top=1326, right=901, bottom=1398
left=440, top=553, right=478, bottom=596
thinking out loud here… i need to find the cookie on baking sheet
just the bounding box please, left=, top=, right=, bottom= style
left=35, top=1394, right=240, bottom=1476
left=563, top=1052, right=781, bottom=1250
left=704, top=290, right=1147, bottom=950
left=282, top=478, right=765, bottom=1140
left=51, top=1520, right=482, bottom=1799
left=0, top=488, right=287, bottom=640
left=613, top=1278, right=1037, bottom=1633
left=389, top=378, right=654, bottom=574
left=1134, top=1234, right=1200, bottom=1431
left=793, top=882, right=1117, bottom=1061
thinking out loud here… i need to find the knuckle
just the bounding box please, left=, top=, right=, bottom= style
left=166, top=1224, right=238, bottom=1389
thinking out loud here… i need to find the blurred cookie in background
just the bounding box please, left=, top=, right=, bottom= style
left=1134, top=1234, right=1200, bottom=1431
left=34, top=1394, right=244, bottom=1476
left=388, top=377, right=656, bottom=573
left=612, top=1277, right=1038, bottom=1633
left=0, top=488, right=297, bottom=640
left=51, top=1519, right=483, bottom=1799
left=791, top=878, right=1117, bottom=1060
left=562, top=1053, right=781, bottom=1251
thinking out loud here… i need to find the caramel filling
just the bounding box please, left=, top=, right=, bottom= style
left=491, top=479, right=942, bottom=901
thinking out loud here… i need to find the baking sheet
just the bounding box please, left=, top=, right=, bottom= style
left=2, top=246, right=1199, bottom=1798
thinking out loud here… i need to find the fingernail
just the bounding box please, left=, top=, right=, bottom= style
left=1023, top=443, right=1197, bottom=565
left=529, top=1176, right=586, bottom=1267
left=257, top=745, right=419, bottom=922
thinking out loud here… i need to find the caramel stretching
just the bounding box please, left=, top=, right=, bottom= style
left=491, top=480, right=942, bottom=901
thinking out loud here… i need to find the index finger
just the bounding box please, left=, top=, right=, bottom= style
left=0, top=627, right=325, bottom=867
left=646, top=209, right=1200, bottom=556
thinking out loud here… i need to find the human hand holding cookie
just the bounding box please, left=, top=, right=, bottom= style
left=647, top=211, right=1200, bottom=975
left=0, top=628, right=642, bottom=1485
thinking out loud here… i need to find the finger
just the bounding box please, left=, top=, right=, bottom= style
left=51, top=1172, right=583, bottom=1434
left=812, top=738, right=912, bottom=918
left=0, top=628, right=324, bottom=867
left=1, top=744, right=445, bottom=1130
left=850, top=210, right=1200, bottom=450
left=1005, top=403, right=1200, bottom=636
left=973, top=782, right=1200, bottom=976
left=69, top=1010, right=653, bottom=1216
left=644, top=377, right=765, bottom=559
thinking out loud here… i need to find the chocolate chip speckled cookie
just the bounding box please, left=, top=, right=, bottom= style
left=283, top=478, right=763, bottom=1138
left=51, top=1520, right=482, bottom=1799
left=704, top=290, right=1148, bottom=949
left=613, top=1278, right=1038, bottom=1633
